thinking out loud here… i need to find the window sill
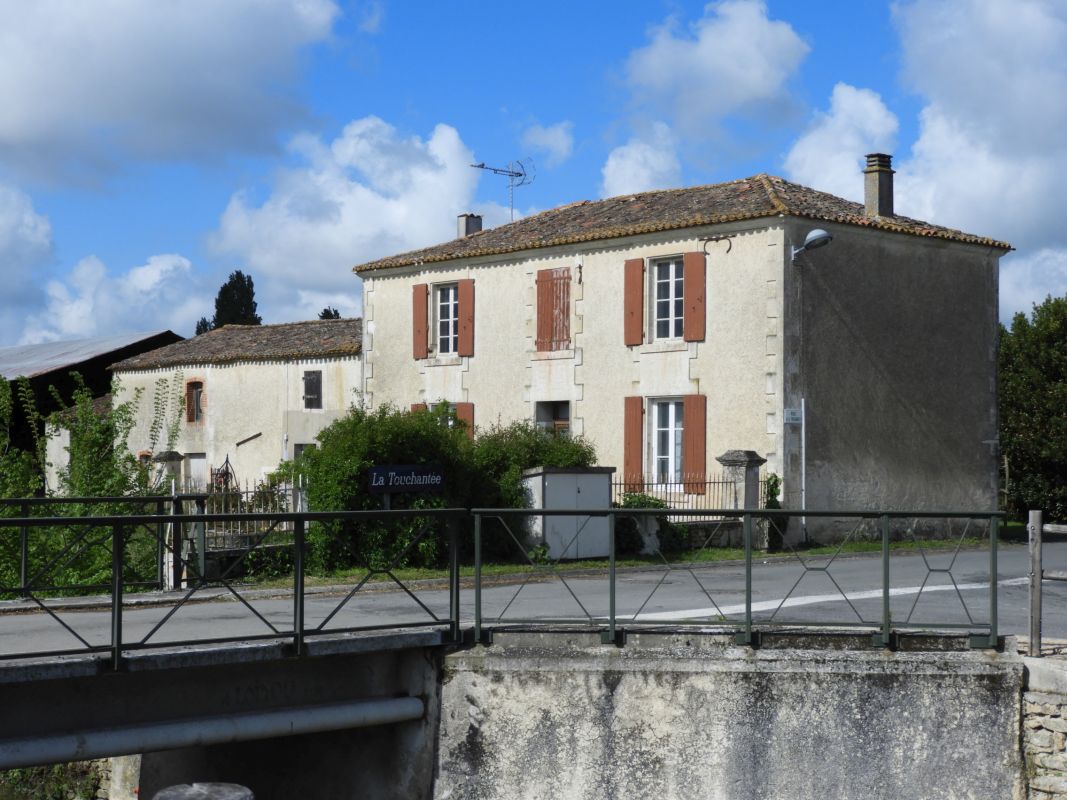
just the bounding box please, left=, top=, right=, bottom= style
left=424, top=356, right=463, bottom=368
left=531, top=349, right=574, bottom=361
left=638, top=340, right=689, bottom=354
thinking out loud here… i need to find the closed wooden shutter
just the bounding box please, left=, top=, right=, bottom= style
left=411, top=403, right=427, bottom=412
left=412, top=284, right=428, bottom=359
left=457, top=279, right=475, bottom=357
left=454, top=402, right=474, bottom=439
left=624, top=396, right=644, bottom=490
left=624, top=258, right=644, bottom=346
left=682, top=251, right=706, bottom=342
left=536, top=267, right=571, bottom=351
left=682, top=394, right=706, bottom=494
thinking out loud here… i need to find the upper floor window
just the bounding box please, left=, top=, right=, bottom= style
left=436, top=283, right=459, bottom=354
left=185, top=381, right=204, bottom=423
left=653, top=258, right=684, bottom=340
left=412, top=279, right=475, bottom=359
left=535, top=267, right=572, bottom=351
left=624, top=252, right=706, bottom=346
left=302, top=370, right=322, bottom=409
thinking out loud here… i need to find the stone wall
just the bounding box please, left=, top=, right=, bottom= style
left=436, top=631, right=1024, bottom=800
left=1024, top=691, right=1067, bottom=798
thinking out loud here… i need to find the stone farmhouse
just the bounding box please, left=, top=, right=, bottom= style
left=353, top=155, right=1011, bottom=519
left=111, top=318, right=362, bottom=488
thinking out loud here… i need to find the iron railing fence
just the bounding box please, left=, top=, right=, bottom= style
left=471, top=507, right=1002, bottom=649
left=611, top=474, right=768, bottom=522
left=0, top=506, right=1002, bottom=665
left=1027, top=509, right=1067, bottom=657
left=0, top=508, right=464, bottom=666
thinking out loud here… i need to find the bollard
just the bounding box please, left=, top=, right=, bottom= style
left=152, top=783, right=253, bottom=799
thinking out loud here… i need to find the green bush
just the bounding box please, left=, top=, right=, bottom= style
left=298, top=402, right=474, bottom=572
left=294, top=405, right=599, bottom=570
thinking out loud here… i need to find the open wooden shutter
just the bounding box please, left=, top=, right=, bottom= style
left=411, top=403, right=427, bottom=412
left=185, top=382, right=197, bottom=423
left=682, top=251, right=706, bottom=342
left=457, top=279, right=475, bottom=357
left=624, top=259, right=644, bottom=346
left=623, top=396, right=644, bottom=490
left=682, top=394, right=706, bottom=494
left=412, top=284, right=428, bottom=359
left=454, top=402, right=474, bottom=439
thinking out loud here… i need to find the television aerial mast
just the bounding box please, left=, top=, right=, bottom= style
left=470, top=158, right=535, bottom=221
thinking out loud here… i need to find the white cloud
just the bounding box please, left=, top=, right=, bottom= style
left=783, top=83, right=898, bottom=202
left=0, top=0, right=338, bottom=182
left=521, top=122, right=575, bottom=168
left=999, top=249, right=1067, bottom=325
left=0, top=183, right=53, bottom=344
left=18, top=254, right=210, bottom=344
left=211, top=116, right=501, bottom=321
left=889, top=0, right=1067, bottom=319
left=601, top=123, right=681, bottom=198
left=624, top=0, right=809, bottom=139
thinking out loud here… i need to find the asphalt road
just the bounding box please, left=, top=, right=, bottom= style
left=3, top=541, right=1066, bottom=659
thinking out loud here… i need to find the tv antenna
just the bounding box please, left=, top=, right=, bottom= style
left=470, top=158, right=535, bottom=221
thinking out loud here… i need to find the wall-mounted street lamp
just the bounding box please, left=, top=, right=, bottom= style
left=791, top=229, right=833, bottom=263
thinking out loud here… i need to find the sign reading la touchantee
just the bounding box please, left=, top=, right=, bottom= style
left=369, top=465, right=445, bottom=494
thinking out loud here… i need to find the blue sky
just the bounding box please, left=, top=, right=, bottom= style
left=1, top=0, right=1063, bottom=346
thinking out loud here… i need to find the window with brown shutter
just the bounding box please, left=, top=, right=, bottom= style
left=412, top=283, right=429, bottom=359
left=536, top=267, right=571, bottom=351
left=185, top=381, right=204, bottom=423
left=454, top=402, right=474, bottom=439
left=411, top=403, right=427, bottom=412
left=623, top=396, right=644, bottom=490
left=624, top=259, right=644, bottom=346
left=682, top=252, right=706, bottom=342
left=457, top=279, right=475, bottom=357
left=682, top=393, right=706, bottom=493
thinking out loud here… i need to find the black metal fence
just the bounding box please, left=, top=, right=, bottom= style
left=0, top=505, right=1002, bottom=665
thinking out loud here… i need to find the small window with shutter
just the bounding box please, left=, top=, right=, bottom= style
left=185, top=381, right=204, bottom=423
left=535, top=267, right=571, bottom=351
left=302, top=370, right=322, bottom=409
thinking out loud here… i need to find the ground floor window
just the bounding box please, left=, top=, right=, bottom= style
left=651, top=398, right=683, bottom=484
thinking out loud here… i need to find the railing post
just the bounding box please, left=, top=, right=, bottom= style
left=448, top=515, right=461, bottom=643
left=474, top=514, right=483, bottom=643
left=602, top=512, right=618, bottom=646
left=170, top=497, right=183, bottom=590
left=1030, top=509, right=1043, bottom=657
left=293, top=516, right=305, bottom=656
left=155, top=498, right=166, bottom=591
left=989, top=515, right=999, bottom=648
left=736, top=512, right=754, bottom=646
left=19, top=501, right=29, bottom=598
left=111, top=523, right=124, bottom=671
left=878, top=514, right=891, bottom=647
left=195, top=496, right=207, bottom=583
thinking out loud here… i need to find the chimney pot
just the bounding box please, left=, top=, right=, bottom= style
left=457, top=213, right=482, bottom=238
left=863, top=153, right=894, bottom=218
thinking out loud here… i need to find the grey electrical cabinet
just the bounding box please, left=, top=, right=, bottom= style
left=522, top=467, right=615, bottom=560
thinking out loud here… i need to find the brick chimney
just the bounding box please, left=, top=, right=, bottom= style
left=457, top=213, right=482, bottom=238
left=863, top=153, right=894, bottom=217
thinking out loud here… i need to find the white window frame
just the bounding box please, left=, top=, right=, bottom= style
left=433, top=283, right=459, bottom=355
left=649, top=398, right=684, bottom=485
left=650, top=256, right=684, bottom=341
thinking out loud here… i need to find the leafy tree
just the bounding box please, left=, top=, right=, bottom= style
left=0, top=380, right=41, bottom=501
left=1000, top=294, right=1067, bottom=520
left=318, top=306, right=341, bottom=320
left=196, top=270, right=262, bottom=332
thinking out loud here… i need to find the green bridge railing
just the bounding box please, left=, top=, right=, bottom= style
left=0, top=506, right=1002, bottom=666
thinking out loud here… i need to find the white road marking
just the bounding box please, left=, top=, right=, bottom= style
left=620, top=576, right=1030, bottom=622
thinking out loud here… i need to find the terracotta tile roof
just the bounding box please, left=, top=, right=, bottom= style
left=353, top=174, right=1011, bottom=273
left=111, top=318, right=362, bottom=371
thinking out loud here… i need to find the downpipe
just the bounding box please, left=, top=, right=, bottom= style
left=0, top=696, right=425, bottom=770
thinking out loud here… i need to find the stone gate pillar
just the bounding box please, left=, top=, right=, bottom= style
left=715, top=450, right=767, bottom=511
